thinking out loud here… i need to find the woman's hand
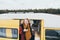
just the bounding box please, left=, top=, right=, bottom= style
left=23, top=29, right=28, bottom=32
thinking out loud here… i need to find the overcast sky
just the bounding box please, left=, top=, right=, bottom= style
left=0, top=0, right=60, bottom=9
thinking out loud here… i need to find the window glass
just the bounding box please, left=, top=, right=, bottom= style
left=0, top=28, right=6, bottom=37
left=12, top=29, right=18, bottom=39
left=45, top=29, right=60, bottom=40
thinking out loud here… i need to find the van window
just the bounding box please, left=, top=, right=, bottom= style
left=0, top=28, right=18, bottom=39
left=12, top=29, right=18, bottom=39
left=45, top=29, right=60, bottom=40
left=0, top=28, right=6, bottom=37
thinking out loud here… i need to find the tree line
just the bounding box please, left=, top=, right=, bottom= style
left=0, top=8, right=60, bottom=14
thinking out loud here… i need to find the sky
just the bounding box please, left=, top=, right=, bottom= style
left=0, top=0, right=60, bottom=9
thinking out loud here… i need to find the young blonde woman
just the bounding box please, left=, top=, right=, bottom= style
left=19, top=19, right=33, bottom=40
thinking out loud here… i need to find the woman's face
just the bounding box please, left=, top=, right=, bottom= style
left=24, top=19, right=29, bottom=25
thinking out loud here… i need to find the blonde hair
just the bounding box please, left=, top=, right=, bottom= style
left=23, top=18, right=30, bottom=29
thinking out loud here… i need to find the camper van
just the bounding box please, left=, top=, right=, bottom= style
left=0, top=13, right=60, bottom=40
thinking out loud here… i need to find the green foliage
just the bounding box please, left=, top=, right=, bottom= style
left=0, top=8, right=60, bottom=14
